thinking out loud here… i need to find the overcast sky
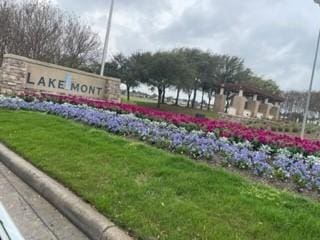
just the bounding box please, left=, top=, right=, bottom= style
left=54, top=0, right=320, bottom=91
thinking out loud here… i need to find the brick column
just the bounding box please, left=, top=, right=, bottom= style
left=259, top=98, right=273, bottom=119
left=270, top=102, right=280, bottom=120
left=231, top=89, right=247, bottom=116
left=213, top=87, right=226, bottom=113
left=104, top=77, right=121, bottom=102
left=0, top=57, right=27, bottom=95
left=246, top=94, right=260, bottom=117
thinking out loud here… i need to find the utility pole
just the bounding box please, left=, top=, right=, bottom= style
left=100, top=0, right=115, bottom=76
left=301, top=0, right=320, bottom=138
left=301, top=2, right=320, bottom=138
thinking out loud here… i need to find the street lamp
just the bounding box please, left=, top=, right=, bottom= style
left=100, top=0, right=115, bottom=76
left=301, top=0, right=320, bottom=139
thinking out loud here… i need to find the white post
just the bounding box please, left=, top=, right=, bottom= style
left=301, top=27, right=320, bottom=138
left=100, top=0, right=115, bottom=76
left=253, top=94, right=258, bottom=101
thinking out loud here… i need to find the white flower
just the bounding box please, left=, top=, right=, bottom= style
left=219, top=137, right=229, bottom=142
left=277, top=148, right=291, bottom=157
left=307, top=155, right=320, bottom=163
left=259, top=144, right=272, bottom=153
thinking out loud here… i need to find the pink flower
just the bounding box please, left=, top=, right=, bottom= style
left=39, top=93, right=320, bottom=154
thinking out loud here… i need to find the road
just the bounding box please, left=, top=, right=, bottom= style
left=0, top=162, right=89, bottom=240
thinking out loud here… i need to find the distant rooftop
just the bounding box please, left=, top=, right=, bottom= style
left=215, top=83, right=284, bottom=102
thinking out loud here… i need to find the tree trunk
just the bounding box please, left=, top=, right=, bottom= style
left=157, top=87, right=163, bottom=108
left=126, top=84, right=130, bottom=101
left=207, top=98, right=211, bottom=111
left=207, top=90, right=213, bottom=111
left=191, top=88, right=197, bottom=108
left=187, top=92, right=192, bottom=108
left=225, top=92, right=230, bottom=113
left=175, top=88, right=180, bottom=106
left=161, top=86, right=166, bottom=104
left=200, top=87, right=205, bottom=110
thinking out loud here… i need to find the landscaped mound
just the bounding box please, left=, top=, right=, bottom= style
left=38, top=93, right=320, bottom=154
left=2, top=109, right=320, bottom=240
left=1, top=94, right=320, bottom=193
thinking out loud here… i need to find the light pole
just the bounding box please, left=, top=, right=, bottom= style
left=100, top=0, right=115, bottom=76
left=301, top=0, right=320, bottom=139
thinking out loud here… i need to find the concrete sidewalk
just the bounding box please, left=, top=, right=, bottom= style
left=0, top=162, right=89, bottom=240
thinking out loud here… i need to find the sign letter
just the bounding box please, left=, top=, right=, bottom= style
left=81, top=85, right=88, bottom=93
left=58, top=80, right=65, bottom=89
left=48, top=79, right=56, bottom=88
left=26, top=72, right=34, bottom=85
left=97, top=87, right=103, bottom=95
left=71, top=83, right=80, bottom=92
left=88, top=86, right=95, bottom=95
left=37, top=77, right=46, bottom=87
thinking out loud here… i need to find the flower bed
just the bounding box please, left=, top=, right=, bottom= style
left=1, top=95, right=320, bottom=192
left=35, top=93, right=320, bottom=154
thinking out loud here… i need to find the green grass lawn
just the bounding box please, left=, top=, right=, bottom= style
left=0, top=110, right=320, bottom=239
left=122, top=96, right=218, bottom=119
left=121, top=96, right=158, bottom=104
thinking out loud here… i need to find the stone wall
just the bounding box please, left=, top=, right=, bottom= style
left=246, top=100, right=260, bottom=118
left=104, top=77, right=122, bottom=101
left=231, top=95, right=247, bottom=116
left=270, top=105, right=280, bottom=120
left=0, top=54, right=121, bottom=102
left=0, top=56, right=27, bottom=96
left=213, top=94, right=226, bottom=112
left=259, top=103, right=273, bottom=119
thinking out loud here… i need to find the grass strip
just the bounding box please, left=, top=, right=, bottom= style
left=0, top=109, right=320, bottom=240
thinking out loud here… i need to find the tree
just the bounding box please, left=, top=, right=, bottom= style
left=175, top=66, right=196, bottom=106
left=0, top=0, right=13, bottom=65
left=310, top=91, right=320, bottom=114
left=168, top=49, right=196, bottom=106
left=215, top=55, right=243, bottom=84
left=103, top=53, right=140, bottom=101
left=134, top=51, right=179, bottom=108
left=170, top=48, right=199, bottom=107
left=196, top=52, right=211, bottom=110
left=214, top=55, right=250, bottom=112
left=158, top=51, right=180, bottom=104
left=0, top=0, right=100, bottom=69
left=120, top=53, right=140, bottom=101
left=58, top=15, right=100, bottom=68
left=197, top=54, right=222, bottom=110
left=190, top=50, right=205, bottom=109
left=174, top=48, right=204, bottom=108
left=204, top=55, right=224, bottom=110
left=282, top=90, right=320, bottom=122
left=248, top=76, right=281, bottom=95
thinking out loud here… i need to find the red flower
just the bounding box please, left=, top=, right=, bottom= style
left=39, top=93, right=320, bottom=154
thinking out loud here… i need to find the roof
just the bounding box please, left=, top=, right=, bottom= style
left=214, top=83, right=284, bottom=102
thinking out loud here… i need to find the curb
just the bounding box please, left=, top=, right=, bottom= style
left=0, top=143, right=133, bottom=240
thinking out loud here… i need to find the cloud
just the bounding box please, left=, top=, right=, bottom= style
left=55, top=0, right=320, bottom=91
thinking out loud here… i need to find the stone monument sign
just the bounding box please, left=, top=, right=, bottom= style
left=0, top=54, right=121, bottom=102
